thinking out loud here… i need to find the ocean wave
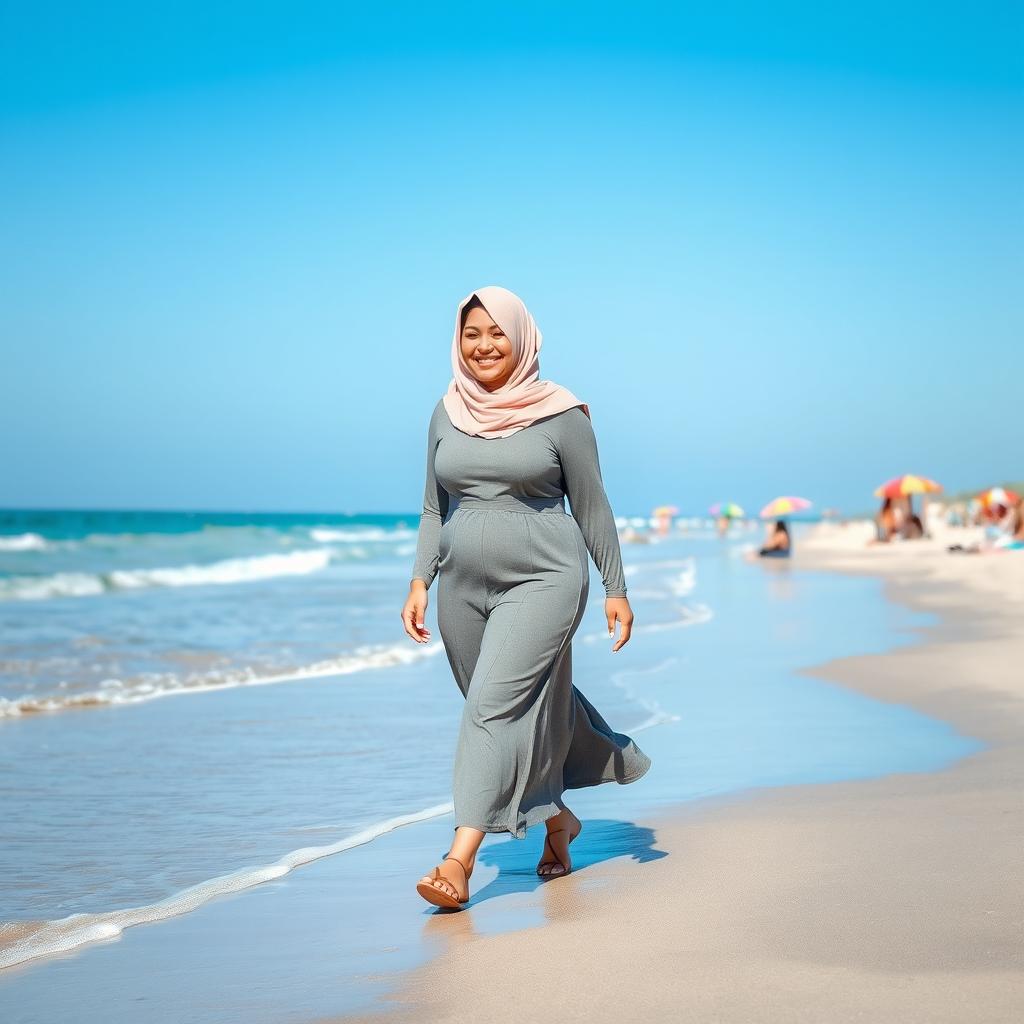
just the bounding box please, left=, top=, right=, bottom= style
left=613, top=658, right=683, bottom=733
left=106, top=549, right=332, bottom=589
left=622, top=556, right=697, bottom=578
left=0, top=801, right=454, bottom=972
left=0, top=532, right=49, bottom=551
left=0, top=523, right=415, bottom=555
left=581, top=601, right=713, bottom=643
left=0, top=572, right=107, bottom=600
left=0, top=632, right=690, bottom=972
left=666, top=563, right=697, bottom=597
left=0, top=640, right=446, bottom=718
left=631, top=602, right=714, bottom=634
left=309, top=526, right=415, bottom=544
left=0, top=549, right=333, bottom=602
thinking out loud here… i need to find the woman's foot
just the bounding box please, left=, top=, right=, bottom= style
left=537, top=808, right=582, bottom=877
left=416, top=853, right=472, bottom=907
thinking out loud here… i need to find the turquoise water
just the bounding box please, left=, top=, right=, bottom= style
left=0, top=510, right=983, bottom=1020
left=0, top=508, right=424, bottom=713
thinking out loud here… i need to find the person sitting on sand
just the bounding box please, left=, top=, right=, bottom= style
left=949, top=503, right=1024, bottom=554
left=759, top=519, right=790, bottom=558
left=985, top=503, right=1010, bottom=540
left=993, top=503, right=1024, bottom=550
left=901, top=513, right=925, bottom=540
left=872, top=497, right=896, bottom=544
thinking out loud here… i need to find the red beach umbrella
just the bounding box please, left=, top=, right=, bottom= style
left=873, top=475, right=942, bottom=499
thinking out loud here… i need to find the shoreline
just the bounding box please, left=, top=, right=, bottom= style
left=338, top=528, right=1024, bottom=1023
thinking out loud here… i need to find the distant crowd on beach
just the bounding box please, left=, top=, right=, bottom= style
left=944, top=491, right=1024, bottom=554
left=865, top=488, right=1024, bottom=555
left=627, top=481, right=1024, bottom=561
left=869, top=488, right=1023, bottom=553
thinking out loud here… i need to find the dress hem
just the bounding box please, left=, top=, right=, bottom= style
left=455, top=752, right=652, bottom=840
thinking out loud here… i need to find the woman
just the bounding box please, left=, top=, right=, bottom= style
left=994, top=502, right=1024, bottom=550
left=872, top=497, right=896, bottom=544
left=758, top=519, right=790, bottom=558
left=1011, top=504, right=1024, bottom=549
left=901, top=513, right=925, bottom=540
left=401, top=285, right=652, bottom=910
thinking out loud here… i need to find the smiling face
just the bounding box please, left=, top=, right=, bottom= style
left=460, top=303, right=515, bottom=391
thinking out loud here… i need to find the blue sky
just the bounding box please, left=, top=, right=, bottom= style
left=1, top=2, right=1021, bottom=515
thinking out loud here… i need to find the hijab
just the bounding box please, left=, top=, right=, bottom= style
left=442, top=285, right=590, bottom=439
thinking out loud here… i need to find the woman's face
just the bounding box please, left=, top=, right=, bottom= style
left=460, top=304, right=515, bottom=391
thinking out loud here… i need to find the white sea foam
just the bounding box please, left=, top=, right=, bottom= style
left=0, top=548, right=333, bottom=602
left=310, top=526, right=414, bottom=544
left=107, top=549, right=332, bottom=588
left=666, top=563, right=697, bottom=596
left=634, top=602, right=714, bottom=634
left=0, top=801, right=455, bottom=972
left=593, top=558, right=708, bottom=639
left=0, top=639, right=446, bottom=718
left=622, top=556, right=697, bottom=578
left=0, top=572, right=107, bottom=600
left=613, top=658, right=683, bottom=733
left=583, top=600, right=712, bottom=643
left=0, top=532, right=49, bottom=551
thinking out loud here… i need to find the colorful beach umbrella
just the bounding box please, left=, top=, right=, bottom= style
left=760, top=496, right=812, bottom=519
left=709, top=502, right=744, bottom=518
left=977, top=486, right=1020, bottom=509
left=651, top=505, right=680, bottom=517
left=873, top=475, right=942, bottom=499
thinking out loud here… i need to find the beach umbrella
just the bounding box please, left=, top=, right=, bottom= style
left=977, top=486, right=1020, bottom=509
left=760, top=496, right=812, bottom=519
left=709, top=502, right=744, bottom=518
left=873, top=475, right=942, bottom=499
left=651, top=505, right=680, bottom=517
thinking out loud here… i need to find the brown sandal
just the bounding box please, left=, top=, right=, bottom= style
left=536, top=824, right=581, bottom=877
left=415, top=854, right=471, bottom=909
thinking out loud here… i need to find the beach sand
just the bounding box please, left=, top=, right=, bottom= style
left=340, top=522, right=1024, bottom=1024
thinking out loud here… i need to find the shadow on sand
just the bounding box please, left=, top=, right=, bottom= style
left=421, top=818, right=666, bottom=915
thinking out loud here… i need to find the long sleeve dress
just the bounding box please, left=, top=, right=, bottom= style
left=411, top=398, right=652, bottom=838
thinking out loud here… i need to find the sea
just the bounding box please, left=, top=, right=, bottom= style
left=0, top=507, right=985, bottom=1021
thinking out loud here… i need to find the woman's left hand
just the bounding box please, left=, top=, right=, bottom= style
left=605, top=597, right=634, bottom=652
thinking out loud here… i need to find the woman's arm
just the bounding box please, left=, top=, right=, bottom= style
left=556, top=406, right=628, bottom=599
left=409, top=403, right=449, bottom=590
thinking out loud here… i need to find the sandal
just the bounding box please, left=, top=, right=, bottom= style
left=415, top=853, right=471, bottom=909
left=536, top=822, right=582, bottom=877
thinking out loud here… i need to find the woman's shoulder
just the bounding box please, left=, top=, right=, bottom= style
left=429, top=396, right=450, bottom=430
left=544, top=403, right=594, bottom=437
left=531, top=403, right=596, bottom=456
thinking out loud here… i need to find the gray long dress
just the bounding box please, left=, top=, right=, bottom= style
left=411, top=398, right=652, bottom=839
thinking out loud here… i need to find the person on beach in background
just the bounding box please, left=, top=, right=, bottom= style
left=871, top=497, right=897, bottom=544
left=401, top=285, right=651, bottom=910
left=987, top=503, right=1010, bottom=537
left=758, top=519, right=791, bottom=558
left=949, top=501, right=1023, bottom=554
left=1007, top=504, right=1024, bottom=549
left=895, top=497, right=910, bottom=534
left=901, top=512, right=925, bottom=540
left=991, top=502, right=1024, bottom=550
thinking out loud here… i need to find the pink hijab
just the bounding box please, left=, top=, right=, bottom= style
left=442, top=285, right=590, bottom=439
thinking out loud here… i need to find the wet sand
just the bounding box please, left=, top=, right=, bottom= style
left=339, top=524, right=1024, bottom=1024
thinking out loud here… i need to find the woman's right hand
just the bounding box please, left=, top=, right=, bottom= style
left=402, top=581, right=432, bottom=643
